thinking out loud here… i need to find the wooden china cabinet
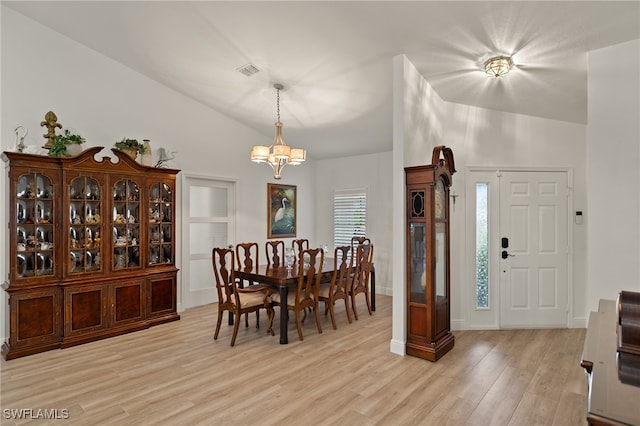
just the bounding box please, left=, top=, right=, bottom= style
left=405, top=146, right=456, bottom=361
left=2, top=147, right=180, bottom=360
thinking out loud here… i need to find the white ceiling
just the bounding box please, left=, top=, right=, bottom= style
left=5, top=1, right=640, bottom=160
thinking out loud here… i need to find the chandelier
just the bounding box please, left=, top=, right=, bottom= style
left=484, top=56, right=512, bottom=78
left=250, top=83, right=306, bottom=179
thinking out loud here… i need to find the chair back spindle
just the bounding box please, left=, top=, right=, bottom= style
left=265, top=240, right=285, bottom=267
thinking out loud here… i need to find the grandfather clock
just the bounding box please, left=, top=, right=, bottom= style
left=405, top=146, right=456, bottom=361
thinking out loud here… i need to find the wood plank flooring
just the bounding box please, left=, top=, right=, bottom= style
left=0, top=295, right=588, bottom=425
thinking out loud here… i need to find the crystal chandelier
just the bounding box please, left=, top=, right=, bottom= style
left=250, top=84, right=306, bottom=179
left=484, top=56, right=512, bottom=78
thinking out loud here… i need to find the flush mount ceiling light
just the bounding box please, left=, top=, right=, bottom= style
left=484, top=56, right=513, bottom=78
left=250, top=84, right=306, bottom=179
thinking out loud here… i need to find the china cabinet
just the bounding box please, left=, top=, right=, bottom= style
left=405, top=146, right=455, bottom=361
left=2, top=147, right=180, bottom=359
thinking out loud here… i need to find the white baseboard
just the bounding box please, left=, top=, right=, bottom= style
left=389, top=338, right=405, bottom=356
left=572, top=317, right=587, bottom=328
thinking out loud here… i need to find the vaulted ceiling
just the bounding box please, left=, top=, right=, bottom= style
left=5, top=1, right=640, bottom=159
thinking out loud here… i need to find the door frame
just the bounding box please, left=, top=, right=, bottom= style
left=464, top=166, right=574, bottom=329
left=179, top=173, right=237, bottom=312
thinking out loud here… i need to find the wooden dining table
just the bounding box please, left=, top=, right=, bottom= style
left=235, top=261, right=376, bottom=344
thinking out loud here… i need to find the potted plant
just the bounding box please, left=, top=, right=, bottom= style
left=115, top=138, right=146, bottom=159
left=48, top=129, right=86, bottom=157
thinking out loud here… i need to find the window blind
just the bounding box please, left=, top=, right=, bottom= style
left=333, top=189, right=367, bottom=247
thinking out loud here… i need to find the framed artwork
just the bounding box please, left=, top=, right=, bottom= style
left=267, top=183, right=297, bottom=238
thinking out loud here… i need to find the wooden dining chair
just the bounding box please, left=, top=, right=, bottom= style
left=349, top=242, right=374, bottom=320
left=318, top=245, right=352, bottom=329
left=291, top=238, right=309, bottom=258
left=350, top=236, right=371, bottom=267
left=212, top=247, right=274, bottom=346
left=235, top=242, right=258, bottom=273
left=269, top=248, right=324, bottom=341
left=235, top=242, right=260, bottom=326
left=265, top=240, right=285, bottom=267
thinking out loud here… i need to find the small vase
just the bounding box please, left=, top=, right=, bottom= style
left=122, top=148, right=137, bottom=160
left=141, top=140, right=152, bottom=166
left=66, top=143, right=82, bottom=156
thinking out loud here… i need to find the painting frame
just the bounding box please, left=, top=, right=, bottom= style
left=267, top=183, right=297, bottom=238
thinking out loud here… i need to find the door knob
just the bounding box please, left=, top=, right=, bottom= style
left=501, top=250, right=514, bottom=259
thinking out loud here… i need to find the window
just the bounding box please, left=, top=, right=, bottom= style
left=475, top=183, right=489, bottom=308
left=333, top=189, right=367, bottom=247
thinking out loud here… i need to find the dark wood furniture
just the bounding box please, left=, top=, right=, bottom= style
left=234, top=241, right=260, bottom=326
left=270, top=248, right=324, bottom=341
left=236, top=257, right=377, bottom=344
left=404, top=146, right=456, bottom=361
left=349, top=242, right=374, bottom=320
left=235, top=242, right=259, bottom=272
left=265, top=240, right=285, bottom=267
left=236, top=260, right=331, bottom=344
left=581, top=299, right=640, bottom=425
left=291, top=238, right=309, bottom=257
left=2, top=147, right=180, bottom=360
left=318, top=246, right=353, bottom=329
left=212, top=247, right=274, bottom=346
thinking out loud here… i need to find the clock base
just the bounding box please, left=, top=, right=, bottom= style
left=406, top=332, right=455, bottom=362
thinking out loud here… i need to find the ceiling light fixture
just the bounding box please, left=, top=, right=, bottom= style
left=250, top=84, right=306, bottom=179
left=484, top=56, right=512, bottom=78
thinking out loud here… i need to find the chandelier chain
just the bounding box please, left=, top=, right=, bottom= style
left=276, top=87, right=281, bottom=122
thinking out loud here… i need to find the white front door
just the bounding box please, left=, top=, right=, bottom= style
left=499, top=171, right=569, bottom=328
left=465, top=169, right=570, bottom=329
left=181, top=175, right=235, bottom=310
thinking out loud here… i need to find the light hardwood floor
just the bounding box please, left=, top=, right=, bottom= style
left=1, top=295, right=588, bottom=425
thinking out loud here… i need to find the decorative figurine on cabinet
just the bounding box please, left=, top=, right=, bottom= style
left=405, top=146, right=456, bottom=361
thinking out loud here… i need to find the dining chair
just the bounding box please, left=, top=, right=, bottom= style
left=350, top=236, right=371, bottom=267
left=265, top=240, right=285, bottom=267
left=349, top=242, right=374, bottom=320
left=318, top=245, right=352, bottom=329
left=291, top=238, right=309, bottom=258
left=236, top=242, right=259, bottom=272
left=212, top=247, right=274, bottom=346
left=269, top=248, right=324, bottom=341
left=235, top=242, right=260, bottom=326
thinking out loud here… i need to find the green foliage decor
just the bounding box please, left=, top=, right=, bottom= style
left=48, top=129, right=86, bottom=157
left=115, top=138, right=147, bottom=154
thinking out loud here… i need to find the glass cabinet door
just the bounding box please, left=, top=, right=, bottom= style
left=16, top=173, right=55, bottom=278
left=435, top=222, right=447, bottom=300
left=148, top=182, right=173, bottom=265
left=409, top=222, right=427, bottom=304
left=69, top=176, right=103, bottom=274
left=112, top=179, right=140, bottom=269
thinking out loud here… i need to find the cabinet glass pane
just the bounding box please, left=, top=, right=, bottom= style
left=149, top=182, right=174, bottom=266
left=435, top=222, right=447, bottom=299
left=69, top=176, right=102, bottom=274
left=112, top=179, right=140, bottom=269
left=409, top=223, right=426, bottom=304
left=16, top=173, right=55, bottom=278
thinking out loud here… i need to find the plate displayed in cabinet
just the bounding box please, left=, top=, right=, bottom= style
left=17, top=200, right=27, bottom=223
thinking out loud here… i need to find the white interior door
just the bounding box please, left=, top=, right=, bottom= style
left=182, top=175, right=235, bottom=309
left=499, top=171, right=569, bottom=328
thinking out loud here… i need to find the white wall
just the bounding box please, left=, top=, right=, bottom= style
left=0, top=7, right=317, bottom=342
left=443, top=103, right=588, bottom=328
left=390, top=54, right=589, bottom=355
left=314, top=151, right=393, bottom=296
left=586, top=39, right=640, bottom=311
left=390, top=55, right=447, bottom=355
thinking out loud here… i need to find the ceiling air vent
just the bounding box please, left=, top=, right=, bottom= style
left=236, top=63, right=261, bottom=77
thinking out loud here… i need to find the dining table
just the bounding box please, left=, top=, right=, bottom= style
left=235, top=260, right=376, bottom=344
